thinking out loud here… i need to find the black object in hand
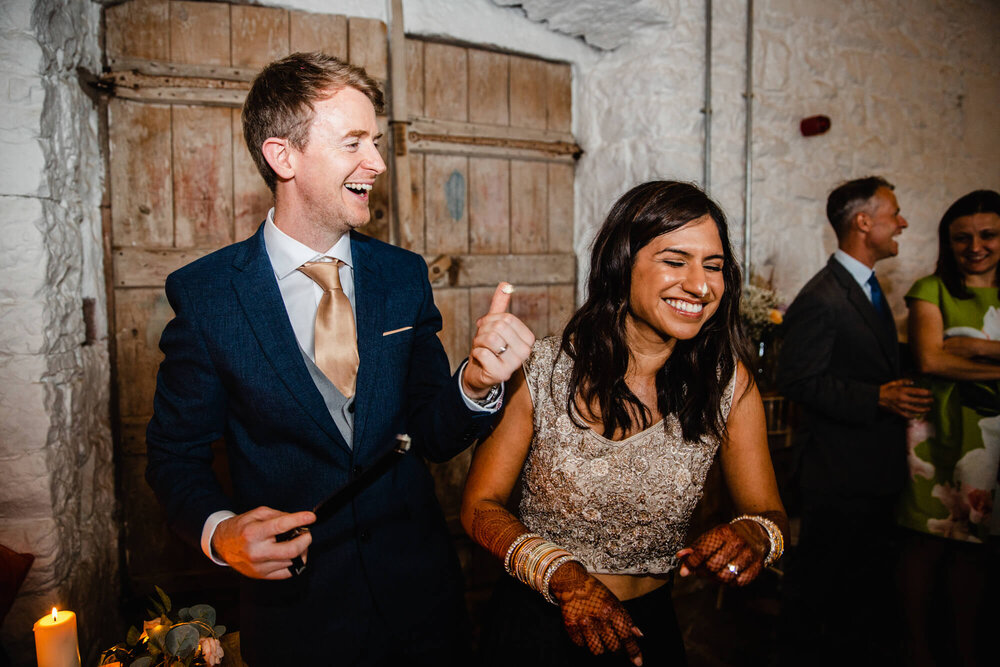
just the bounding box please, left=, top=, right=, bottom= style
left=277, top=434, right=412, bottom=576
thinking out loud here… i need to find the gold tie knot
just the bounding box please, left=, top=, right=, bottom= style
left=298, top=259, right=343, bottom=292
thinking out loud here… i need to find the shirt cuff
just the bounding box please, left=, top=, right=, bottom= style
left=457, top=360, right=504, bottom=413
left=201, top=510, right=237, bottom=566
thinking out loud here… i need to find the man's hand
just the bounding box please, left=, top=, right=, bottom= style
left=211, top=506, right=315, bottom=579
left=878, top=379, right=933, bottom=419
left=462, top=282, right=535, bottom=399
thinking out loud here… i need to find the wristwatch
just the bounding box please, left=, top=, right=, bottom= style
left=474, top=384, right=502, bottom=407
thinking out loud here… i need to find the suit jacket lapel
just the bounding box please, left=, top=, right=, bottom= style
left=350, top=232, right=383, bottom=454
left=828, top=258, right=899, bottom=369
left=231, top=228, right=352, bottom=455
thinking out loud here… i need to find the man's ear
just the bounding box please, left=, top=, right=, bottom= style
left=854, top=210, right=872, bottom=234
left=262, top=137, right=295, bottom=181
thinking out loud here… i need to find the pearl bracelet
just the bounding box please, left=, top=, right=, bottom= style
left=730, top=514, right=784, bottom=566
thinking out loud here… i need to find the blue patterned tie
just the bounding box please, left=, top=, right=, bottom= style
left=867, top=273, right=891, bottom=321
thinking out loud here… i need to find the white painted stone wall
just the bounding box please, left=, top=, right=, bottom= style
left=0, top=0, right=116, bottom=664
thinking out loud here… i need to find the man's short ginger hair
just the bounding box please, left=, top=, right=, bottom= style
left=826, top=176, right=894, bottom=240
left=241, top=52, right=385, bottom=193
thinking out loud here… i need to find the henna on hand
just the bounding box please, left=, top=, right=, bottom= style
left=470, top=506, right=644, bottom=664
left=677, top=521, right=765, bottom=587
left=549, top=562, right=643, bottom=665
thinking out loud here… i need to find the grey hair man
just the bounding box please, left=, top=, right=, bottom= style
left=776, top=176, right=932, bottom=666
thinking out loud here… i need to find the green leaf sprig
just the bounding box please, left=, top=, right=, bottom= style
left=98, top=586, right=226, bottom=667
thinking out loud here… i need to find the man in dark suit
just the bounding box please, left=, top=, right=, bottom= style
left=776, top=176, right=932, bottom=665
left=145, top=53, right=534, bottom=666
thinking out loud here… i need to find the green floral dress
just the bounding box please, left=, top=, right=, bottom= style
left=897, top=275, right=1000, bottom=543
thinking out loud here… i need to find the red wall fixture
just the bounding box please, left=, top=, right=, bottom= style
left=800, top=115, right=831, bottom=137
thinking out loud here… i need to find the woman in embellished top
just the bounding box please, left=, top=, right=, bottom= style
left=461, top=181, right=788, bottom=666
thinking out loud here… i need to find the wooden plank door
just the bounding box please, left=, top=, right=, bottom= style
left=401, top=38, right=579, bottom=599
left=104, top=0, right=389, bottom=594
left=403, top=40, right=578, bottom=364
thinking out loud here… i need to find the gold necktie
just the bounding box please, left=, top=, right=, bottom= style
left=298, top=259, right=359, bottom=398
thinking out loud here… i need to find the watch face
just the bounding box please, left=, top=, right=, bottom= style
left=478, top=385, right=500, bottom=405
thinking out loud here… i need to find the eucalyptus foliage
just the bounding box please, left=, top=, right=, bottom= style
left=98, top=586, right=226, bottom=667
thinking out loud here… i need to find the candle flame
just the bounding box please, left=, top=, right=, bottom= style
left=51, top=607, right=58, bottom=622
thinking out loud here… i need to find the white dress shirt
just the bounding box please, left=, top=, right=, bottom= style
left=833, top=249, right=877, bottom=305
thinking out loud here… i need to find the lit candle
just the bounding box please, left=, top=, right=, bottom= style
left=33, top=608, right=81, bottom=667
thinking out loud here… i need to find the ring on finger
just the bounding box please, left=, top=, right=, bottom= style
left=726, top=563, right=739, bottom=575
left=495, top=344, right=508, bottom=356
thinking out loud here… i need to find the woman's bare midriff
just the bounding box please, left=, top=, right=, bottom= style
left=593, top=572, right=672, bottom=601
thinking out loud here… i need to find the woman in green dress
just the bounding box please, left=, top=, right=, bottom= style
left=898, top=189, right=1000, bottom=667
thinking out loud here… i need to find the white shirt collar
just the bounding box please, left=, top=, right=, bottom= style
left=263, top=208, right=353, bottom=280
left=833, top=248, right=874, bottom=289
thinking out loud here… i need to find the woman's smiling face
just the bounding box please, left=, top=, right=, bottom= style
left=627, top=215, right=726, bottom=344
left=950, top=212, right=1000, bottom=284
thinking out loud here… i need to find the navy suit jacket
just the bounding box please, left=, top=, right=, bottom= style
left=146, top=226, right=495, bottom=664
left=777, top=256, right=907, bottom=500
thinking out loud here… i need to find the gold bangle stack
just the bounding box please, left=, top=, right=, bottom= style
left=504, top=532, right=582, bottom=605
left=730, top=514, right=784, bottom=566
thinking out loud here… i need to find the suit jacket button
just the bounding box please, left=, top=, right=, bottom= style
left=352, top=465, right=363, bottom=476
left=359, top=528, right=371, bottom=542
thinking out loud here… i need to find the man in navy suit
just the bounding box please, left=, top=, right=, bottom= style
left=776, top=176, right=932, bottom=666
left=146, top=52, right=534, bottom=666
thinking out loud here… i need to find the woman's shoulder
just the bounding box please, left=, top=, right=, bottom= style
left=523, top=336, right=570, bottom=401
left=528, top=335, right=562, bottom=359
left=905, top=274, right=944, bottom=302
left=720, top=358, right=745, bottom=419
left=525, top=336, right=563, bottom=375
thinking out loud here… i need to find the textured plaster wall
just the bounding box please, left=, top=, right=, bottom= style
left=272, top=0, right=596, bottom=63
left=0, top=0, right=116, bottom=664
left=749, top=0, right=1000, bottom=316
left=492, top=0, right=673, bottom=50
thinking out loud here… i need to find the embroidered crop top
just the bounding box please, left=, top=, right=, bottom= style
left=518, top=336, right=736, bottom=575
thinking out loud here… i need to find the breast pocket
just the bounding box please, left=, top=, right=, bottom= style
left=381, top=288, right=423, bottom=348
left=381, top=326, right=415, bottom=347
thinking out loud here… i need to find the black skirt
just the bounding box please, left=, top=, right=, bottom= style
left=478, top=574, right=687, bottom=667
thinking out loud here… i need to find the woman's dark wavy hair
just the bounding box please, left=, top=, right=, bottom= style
left=561, top=180, right=754, bottom=442
left=935, top=189, right=1000, bottom=299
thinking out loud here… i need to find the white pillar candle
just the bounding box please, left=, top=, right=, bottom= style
left=33, top=608, right=81, bottom=667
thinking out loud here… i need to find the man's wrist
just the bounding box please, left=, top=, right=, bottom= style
left=459, top=362, right=489, bottom=400
left=473, top=383, right=502, bottom=407
left=457, top=360, right=504, bottom=412
left=202, top=510, right=236, bottom=566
